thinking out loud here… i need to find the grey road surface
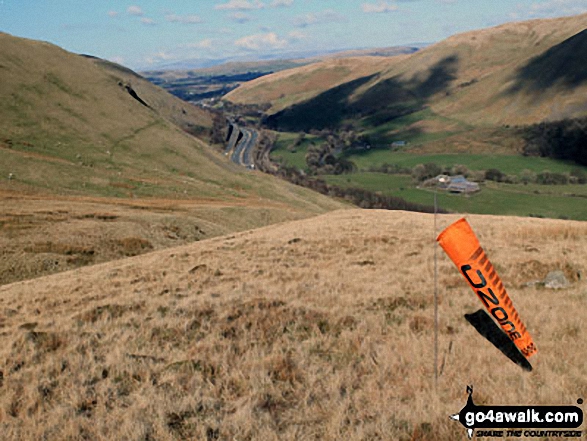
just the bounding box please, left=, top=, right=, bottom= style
left=230, top=127, right=257, bottom=169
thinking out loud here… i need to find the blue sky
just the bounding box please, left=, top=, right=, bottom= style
left=1, top=0, right=586, bottom=70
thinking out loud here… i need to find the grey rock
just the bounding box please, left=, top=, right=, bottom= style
left=523, top=280, right=542, bottom=288
left=543, top=270, right=570, bottom=289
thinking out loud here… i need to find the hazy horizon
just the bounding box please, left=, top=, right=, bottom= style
left=1, top=1, right=587, bottom=70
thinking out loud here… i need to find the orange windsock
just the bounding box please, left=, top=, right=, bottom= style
left=437, top=218, right=537, bottom=358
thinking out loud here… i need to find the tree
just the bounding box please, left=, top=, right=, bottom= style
left=210, top=113, right=227, bottom=146
left=305, top=144, right=324, bottom=171
left=485, top=168, right=505, bottom=182
left=536, top=171, right=568, bottom=185
left=523, top=117, right=587, bottom=166
left=520, top=169, right=536, bottom=185
left=293, top=132, right=306, bottom=148
left=451, top=164, right=470, bottom=177
left=570, top=167, right=587, bottom=184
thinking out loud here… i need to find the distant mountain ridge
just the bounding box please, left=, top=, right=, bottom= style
left=139, top=45, right=423, bottom=74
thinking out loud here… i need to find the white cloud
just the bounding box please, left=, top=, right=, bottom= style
left=140, top=17, right=156, bottom=25
left=288, top=30, right=306, bottom=41
left=145, top=51, right=174, bottom=65
left=165, top=13, right=203, bottom=24
left=189, top=39, right=214, bottom=49
left=510, top=0, right=587, bottom=20
left=362, top=1, right=399, bottom=13
left=293, top=9, right=346, bottom=27
left=235, top=32, right=287, bottom=50
left=215, top=0, right=265, bottom=11
left=107, top=10, right=119, bottom=18
left=271, top=0, right=293, bottom=7
left=230, top=12, right=253, bottom=23
left=127, top=5, right=144, bottom=16
left=529, top=0, right=587, bottom=15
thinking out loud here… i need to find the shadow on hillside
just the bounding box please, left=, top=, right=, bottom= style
left=264, top=74, right=378, bottom=132
left=507, top=29, right=587, bottom=94
left=264, top=55, right=459, bottom=132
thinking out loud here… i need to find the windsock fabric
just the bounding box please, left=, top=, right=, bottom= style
left=437, top=218, right=537, bottom=359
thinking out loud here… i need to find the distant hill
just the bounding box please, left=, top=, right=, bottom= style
left=226, top=14, right=587, bottom=137
left=142, top=46, right=420, bottom=105
left=140, top=45, right=420, bottom=79
left=225, top=56, right=398, bottom=115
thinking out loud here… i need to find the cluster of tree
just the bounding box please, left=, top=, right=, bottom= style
left=367, top=163, right=412, bottom=175
left=408, top=162, right=587, bottom=186
left=411, top=163, right=485, bottom=182
left=200, top=71, right=271, bottom=84
left=271, top=165, right=443, bottom=213
left=169, top=86, right=237, bottom=103
left=485, top=168, right=586, bottom=185
left=221, top=101, right=271, bottom=119
left=304, top=143, right=356, bottom=175
left=299, top=128, right=369, bottom=175
left=254, top=131, right=278, bottom=170
left=411, top=163, right=443, bottom=182
left=523, top=117, right=587, bottom=166
left=209, top=112, right=227, bottom=146
left=483, top=168, right=523, bottom=184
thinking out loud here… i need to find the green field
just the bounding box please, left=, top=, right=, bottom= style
left=323, top=172, right=587, bottom=220
left=270, top=132, right=319, bottom=170
left=270, top=129, right=587, bottom=220
left=345, top=152, right=582, bottom=176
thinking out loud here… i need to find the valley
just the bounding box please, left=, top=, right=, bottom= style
left=219, top=14, right=587, bottom=221
left=1, top=9, right=586, bottom=441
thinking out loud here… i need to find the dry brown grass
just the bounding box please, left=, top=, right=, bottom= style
left=0, top=190, right=345, bottom=285
left=0, top=209, right=585, bottom=440
left=225, top=57, right=393, bottom=114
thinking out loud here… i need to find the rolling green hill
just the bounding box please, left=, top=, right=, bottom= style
left=0, top=31, right=345, bottom=209
left=227, top=14, right=587, bottom=145
left=225, top=15, right=587, bottom=222
left=0, top=32, right=346, bottom=284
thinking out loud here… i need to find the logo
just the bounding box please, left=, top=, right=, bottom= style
left=450, top=386, right=583, bottom=439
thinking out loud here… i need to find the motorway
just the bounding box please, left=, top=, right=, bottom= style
left=228, top=127, right=258, bottom=169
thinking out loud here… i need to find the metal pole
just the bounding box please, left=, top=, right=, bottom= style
left=434, top=190, right=439, bottom=389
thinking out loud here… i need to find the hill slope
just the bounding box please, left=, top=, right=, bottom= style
left=225, top=56, right=396, bottom=115
left=227, top=14, right=587, bottom=133
left=0, top=32, right=345, bottom=284
left=0, top=209, right=585, bottom=439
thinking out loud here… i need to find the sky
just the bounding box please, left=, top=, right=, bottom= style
left=1, top=0, right=586, bottom=70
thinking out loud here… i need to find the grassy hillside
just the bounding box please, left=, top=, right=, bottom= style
left=227, top=14, right=587, bottom=139
left=224, top=56, right=395, bottom=115
left=0, top=32, right=346, bottom=284
left=0, top=209, right=585, bottom=439
left=227, top=14, right=587, bottom=222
